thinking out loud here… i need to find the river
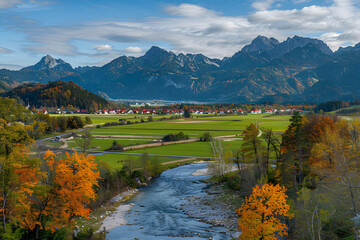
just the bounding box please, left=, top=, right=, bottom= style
left=106, top=163, right=231, bottom=240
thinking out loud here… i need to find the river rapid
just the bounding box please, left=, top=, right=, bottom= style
left=106, top=163, right=231, bottom=240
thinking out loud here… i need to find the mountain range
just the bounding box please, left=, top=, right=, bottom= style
left=1, top=35, right=360, bottom=103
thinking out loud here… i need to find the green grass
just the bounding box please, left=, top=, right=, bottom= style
left=51, top=114, right=290, bottom=171
left=89, top=114, right=290, bottom=137
left=126, top=140, right=244, bottom=157
left=42, top=139, right=65, bottom=148
left=67, top=138, right=156, bottom=151
left=94, top=154, right=185, bottom=170
left=49, top=114, right=180, bottom=125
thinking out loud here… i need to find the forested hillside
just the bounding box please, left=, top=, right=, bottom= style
left=2, top=81, right=116, bottom=111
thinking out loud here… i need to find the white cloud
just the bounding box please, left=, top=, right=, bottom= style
left=12, top=1, right=360, bottom=61
left=125, top=46, right=142, bottom=53
left=165, top=3, right=218, bottom=17
left=94, top=44, right=113, bottom=51
left=0, top=47, right=13, bottom=54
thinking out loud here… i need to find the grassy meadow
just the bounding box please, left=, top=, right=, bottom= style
left=51, top=113, right=291, bottom=169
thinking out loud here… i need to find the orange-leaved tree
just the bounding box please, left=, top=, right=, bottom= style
left=236, top=183, right=293, bottom=240
left=20, top=150, right=100, bottom=238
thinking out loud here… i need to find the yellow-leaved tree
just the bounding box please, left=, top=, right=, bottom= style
left=18, top=150, right=100, bottom=238
left=236, top=183, right=293, bottom=240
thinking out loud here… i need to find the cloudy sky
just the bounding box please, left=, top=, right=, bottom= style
left=1, top=0, right=360, bottom=69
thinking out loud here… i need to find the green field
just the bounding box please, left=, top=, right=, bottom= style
left=67, top=138, right=157, bottom=151
left=49, top=114, right=179, bottom=125
left=89, top=114, right=290, bottom=137
left=55, top=113, right=291, bottom=169
left=126, top=140, right=244, bottom=157
left=94, top=154, right=182, bottom=170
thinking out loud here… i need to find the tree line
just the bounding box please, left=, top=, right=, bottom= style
left=209, top=111, right=360, bottom=239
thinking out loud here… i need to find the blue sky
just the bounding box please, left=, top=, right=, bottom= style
left=0, top=0, right=359, bottom=69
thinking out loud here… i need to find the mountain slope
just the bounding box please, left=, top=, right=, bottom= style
left=2, top=81, right=115, bottom=110
left=0, top=55, right=78, bottom=85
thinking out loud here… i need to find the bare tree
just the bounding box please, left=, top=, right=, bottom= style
left=233, top=150, right=246, bottom=174
left=209, top=138, right=232, bottom=179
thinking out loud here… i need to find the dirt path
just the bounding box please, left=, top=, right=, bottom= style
left=123, top=138, right=199, bottom=151
left=213, top=134, right=240, bottom=140
left=93, top=135, right=163, bottom=139
left=59, top=139, right=68, bottom=149
left=161, top=158, right=197, bottom=165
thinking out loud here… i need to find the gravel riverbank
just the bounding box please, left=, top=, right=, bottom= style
left=180, top=176, right=242, bottom=239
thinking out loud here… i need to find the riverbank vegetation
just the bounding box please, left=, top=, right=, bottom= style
left=209, top=111, right=360, bottom=239
left=0, top=97, right=186, bottom=239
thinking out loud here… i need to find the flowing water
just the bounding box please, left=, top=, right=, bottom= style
left=107, top=163, right=230, bottom=240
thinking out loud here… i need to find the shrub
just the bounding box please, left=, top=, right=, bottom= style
left=200, top=132, right=211, bottom=142
left=85, top=116, right=92, bottom=124
left=106, top=141, right=124, bottom=151
left=162, top=132, right=189, bottom=142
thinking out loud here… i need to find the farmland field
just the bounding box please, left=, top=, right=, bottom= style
left=126, top=140, right=244, bottom=157
left=54, top=113, right=291, bottom=167
left=49, top=113, right=180, bottom=125
left=89, top=114, right=290, bottom=137
left=67, top=138, right=157, bottom=151
left=94, top=154, right=185, bottom=170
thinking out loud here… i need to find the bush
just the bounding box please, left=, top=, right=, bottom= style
left=106, top=141, right=124, bottom=151
left=162, top=132, right=189, bottom=142
left=85, top=116, right=92, bottom=124
left=103, top=122, right=119, bottom=127
left=226, top=174, right=242, bottom=191
left=200, top=132, right=211, bottom=142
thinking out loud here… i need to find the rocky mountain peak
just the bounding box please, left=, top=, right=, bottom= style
left=277, top=36, right=333, bottom=56
left=241, top=35, right=280, bottom=53
left=335, top=42, right=360, bottom=54
left=40, top=55, right=61, bottom=68
left=143, top=46, right=170, bottom=59
left=22, top=55, right=73, bottom=71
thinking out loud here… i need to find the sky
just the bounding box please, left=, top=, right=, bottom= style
left=1, top=0, right=360, bottom=69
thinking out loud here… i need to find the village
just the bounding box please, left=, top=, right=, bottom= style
left=36, top=107, right=299, bottom=115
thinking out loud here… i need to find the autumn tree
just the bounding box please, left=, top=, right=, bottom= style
left=237, top=183, right=293, bottom=240
left=21, top=150, right=99, bottom=238
left=309, top=120, right=360, bottom=238
left=0, top=117, right=39, bottom=234
left=0, top=147, right=39, bottom=236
